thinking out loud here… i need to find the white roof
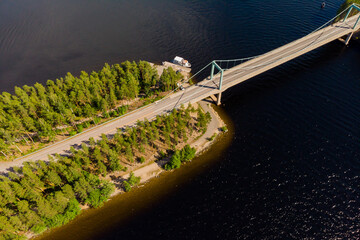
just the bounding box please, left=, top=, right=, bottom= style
left=174, top=56, right=184, bottom=62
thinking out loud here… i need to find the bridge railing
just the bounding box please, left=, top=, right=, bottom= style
left=167, top=4, right=360, bottom=103
left=209, top=4, right=360, bottom=81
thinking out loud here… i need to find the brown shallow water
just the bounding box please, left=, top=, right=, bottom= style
left=34, top=106, right=234, bottom=240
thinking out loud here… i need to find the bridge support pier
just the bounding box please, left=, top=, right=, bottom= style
left=217, top=92, right=222, bottom=106
left=338, top=32, right=354, bottom=45
left=345, top=32, right=354, bottom=45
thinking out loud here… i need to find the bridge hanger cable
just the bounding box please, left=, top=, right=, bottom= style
left=161, top=4, right=358, bottom=111
left=227, top=22, right=345, bottom=72
left=161, top=61, right=213, bottom=100
left=213, top=4, right=355, bottom=70
left=310, top=4, right=354, bottom=34
left=223, top=5, right=355, bottom=72
left=165, top=64, right=222, bottom=110
left=172, top=4, right=359, bottom=107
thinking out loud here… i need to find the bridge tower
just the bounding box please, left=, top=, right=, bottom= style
left=210, top=61, right=224, bottom=105
left=341, top=4, right=360, bottom=45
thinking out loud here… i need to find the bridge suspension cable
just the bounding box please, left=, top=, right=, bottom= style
left=220, top=4, right=356, bottom=73
left=213, top=4, right=356, bottom=71
left=163, top=4, right=360, bottom=110
left=162, top=61, right=213, bottom=100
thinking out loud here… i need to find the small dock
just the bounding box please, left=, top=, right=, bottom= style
left=150, top=61, right=191, bottom=81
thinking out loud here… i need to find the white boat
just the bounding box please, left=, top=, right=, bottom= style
left=172, top=56, right=191, bottom=68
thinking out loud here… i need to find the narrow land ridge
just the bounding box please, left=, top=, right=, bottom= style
left=2, top=14, right=359, bottom=172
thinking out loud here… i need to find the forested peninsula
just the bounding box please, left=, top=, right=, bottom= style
left=0, top=102, right=214, bottom=240
left=0, top=61, right=183, bottom=161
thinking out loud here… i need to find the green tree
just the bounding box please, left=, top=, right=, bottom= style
left=164, top=151, right=181, bottom=170
left=37, top=198, right=57, bottom=219
left=17, top=200, right=30, bottom=213
left=180, top=144, right=196, bottom=162
left=45, top=170, right=62, bottom=187
left=123, top=172, right=140, bottom=192
left=63, top=198, right=81, bottom=221
left=62, top=184, right=75, bottom=200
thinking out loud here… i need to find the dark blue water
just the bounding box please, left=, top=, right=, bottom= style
left=1, top=0, right=360, bottom=239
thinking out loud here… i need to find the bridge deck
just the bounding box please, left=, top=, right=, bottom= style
left=190, top=14, right=360, bottom=102
left=7, top=14, right=360, bottom=168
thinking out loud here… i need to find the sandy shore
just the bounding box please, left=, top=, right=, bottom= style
left=110, top=100, right=225, bottom=196
left=27, top=100, right=225, bottom=240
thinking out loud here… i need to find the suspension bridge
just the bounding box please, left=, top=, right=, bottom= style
left=5, top=5, right=360, bottom=167
left=180, top=4, right=360, bottom=105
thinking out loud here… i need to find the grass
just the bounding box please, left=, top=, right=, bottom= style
left=220, top=126, right=228, bottom=132
left=207, top=133, right=217, bottom=141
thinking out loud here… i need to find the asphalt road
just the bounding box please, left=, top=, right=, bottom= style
left=1, top=14, right=358, bottom=172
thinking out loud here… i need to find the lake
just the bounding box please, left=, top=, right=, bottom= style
left=1, top=0, right=360, bottom=239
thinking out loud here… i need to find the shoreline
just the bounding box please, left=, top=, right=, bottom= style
left=31, top=99, right=226, bottom=240
left=110, top=100, right=225, bottom=197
